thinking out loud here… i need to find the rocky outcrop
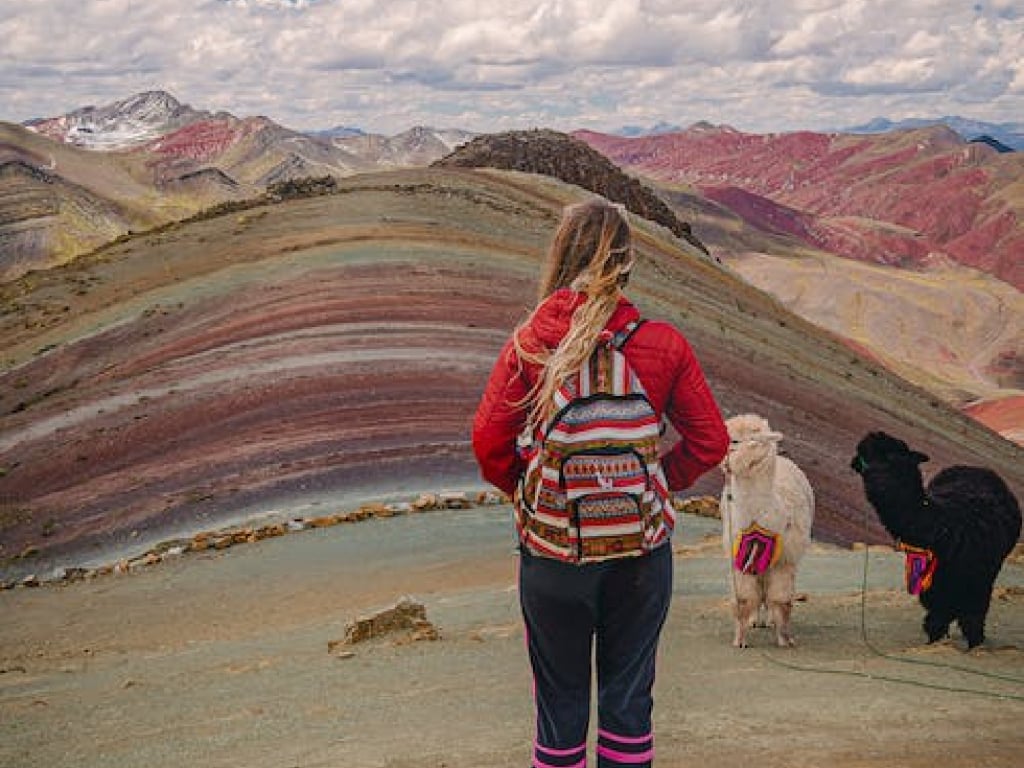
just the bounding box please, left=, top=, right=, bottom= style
left=433, top=129, right=709, bottom=255
left=332, top=597, right=440, bottom=648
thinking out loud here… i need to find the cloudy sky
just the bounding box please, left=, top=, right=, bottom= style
left=2, top=0, right=1022, bottom=135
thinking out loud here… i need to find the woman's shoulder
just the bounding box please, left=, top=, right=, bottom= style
left=624, top=319, right=697, bottom=379
left=632, top=318, right=692, bottom=353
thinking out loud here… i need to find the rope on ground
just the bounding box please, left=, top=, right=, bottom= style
left=855, top=541, right=1024, bottom=687
left=756, top=646, right=1024, bottom=701
left=727, top=501, right=1024, bottom=701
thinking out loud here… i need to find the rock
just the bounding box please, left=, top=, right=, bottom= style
left=231, top=529, right=253, bottom=544
left=476, top=490, right=508, bottom=505
left=434, top=129, right=709, bottom=254
left=674, top=495, right=720, bottom=519
left=20, top=574, right=40, bottom=588
left=411, top=493, right=439, bottom=511
left=407, top=620, right=441, bottom=643
left=439, top=491, right=472, bottom=509
left=64, top=567, right=89, bottom=582
left=334, top=597, right=440, bottom=647
left=257, top=523, right=288, bottom=539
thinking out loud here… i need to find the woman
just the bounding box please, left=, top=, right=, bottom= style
left=472, top=198, right=728, bottom=767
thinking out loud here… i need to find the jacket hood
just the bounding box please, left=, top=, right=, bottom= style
left=523, top=288, right=640, bottom=350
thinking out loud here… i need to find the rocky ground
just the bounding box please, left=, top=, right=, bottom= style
left=1, top=507, right=1022, bottom=768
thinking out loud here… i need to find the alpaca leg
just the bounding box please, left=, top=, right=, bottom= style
left=919, top=590, right=953, bottom=643
left=732, top=574, right=759, bottom=648
left=957, top=585, right=993, bottom=649
left=753, top=583, right=770, bottom=628
left=922, top=608, right=953, bottom=643
left=958, top=614, right=986, bottom=649
left=733, top=598, right=757, bottom=648
left=767, top=563, right=797, bottom=647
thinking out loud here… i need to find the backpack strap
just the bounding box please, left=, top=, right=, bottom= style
left=604, top=319, right=666, bottom=435
left=606, top=318, right=646, bottom=350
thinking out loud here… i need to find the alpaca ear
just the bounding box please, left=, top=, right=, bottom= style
left=766, top=431, right=784, bottom=442
left=910, top=450, right=929, bottom=464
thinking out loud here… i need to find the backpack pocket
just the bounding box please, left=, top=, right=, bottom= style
left=563, top=448, right=650, bottom=559
left=562, top=448, right=649, bottom=500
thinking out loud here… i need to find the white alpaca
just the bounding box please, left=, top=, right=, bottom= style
left=720, top=414, right=814, bottom=648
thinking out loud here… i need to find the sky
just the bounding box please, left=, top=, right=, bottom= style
left=2, top=0, right=1022, bottom=136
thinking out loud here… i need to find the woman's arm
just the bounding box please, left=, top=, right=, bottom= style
left=660, top=336, right=729, bottom=491
left=471, top=339, right=531, bottom=495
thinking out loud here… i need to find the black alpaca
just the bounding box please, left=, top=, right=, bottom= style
left=851, top=431, right=1021, bottom=649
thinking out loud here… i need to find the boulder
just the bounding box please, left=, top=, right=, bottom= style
left=331, top=597, right=440, bottom=649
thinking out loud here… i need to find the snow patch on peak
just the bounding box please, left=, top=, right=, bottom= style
left=26, top=90, right=208, bottom=152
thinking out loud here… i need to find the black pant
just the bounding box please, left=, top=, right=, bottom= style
left=519, top=543, right=672, bottom=767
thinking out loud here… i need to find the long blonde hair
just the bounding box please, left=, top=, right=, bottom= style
left=514, top=198, right=636, bottom=431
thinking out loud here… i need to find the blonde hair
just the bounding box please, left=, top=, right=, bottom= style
left=514, top=198, right=636, bottom=431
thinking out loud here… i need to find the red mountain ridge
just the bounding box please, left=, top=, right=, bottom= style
left=575, top=125, right=1023, bottom=290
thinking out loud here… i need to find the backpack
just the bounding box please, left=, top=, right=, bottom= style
left=514, top=320, right=674, bottom=563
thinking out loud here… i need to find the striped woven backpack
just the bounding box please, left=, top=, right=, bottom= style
left=515, top=320, right=674, bottom=563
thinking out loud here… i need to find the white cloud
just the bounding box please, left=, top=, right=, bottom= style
left=0, top=0, right=1021, bottom=134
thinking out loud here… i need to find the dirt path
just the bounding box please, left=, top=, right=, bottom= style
left=2, top=508, right=1022, bottom=767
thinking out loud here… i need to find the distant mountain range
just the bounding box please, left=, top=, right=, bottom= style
left=18, top=89, right=475, bottom=156
left=615, top=121, right=684, bottom=137
left=5, top=90, right=1021, bottom=290
left=841, top=115, right=1024, bottom=151
left=2, top=91, right=476, bottom=281
left=21, top=90, right=1020, bottom=153
left=614, top=116, right=1024, bottom=149
left=577, top=124, right=1023, bottom=291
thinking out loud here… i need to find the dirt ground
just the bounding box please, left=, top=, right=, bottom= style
left=1, top=507, right=1022, bottom=768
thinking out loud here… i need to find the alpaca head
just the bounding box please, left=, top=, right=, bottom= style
left=722, top=414, right=783, bottom=479
left=850, top=431, right=931, bottom=534
left=850, top=431, right=929, bottom=478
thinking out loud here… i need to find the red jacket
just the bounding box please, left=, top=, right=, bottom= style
left=472, top=288, right=728, bottom=496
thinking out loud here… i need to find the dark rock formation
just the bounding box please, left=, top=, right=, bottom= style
left=433, top=129, right=709, bottom=254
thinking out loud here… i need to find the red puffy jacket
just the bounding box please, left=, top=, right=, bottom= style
left=472, top=288, right=728, bottom=496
